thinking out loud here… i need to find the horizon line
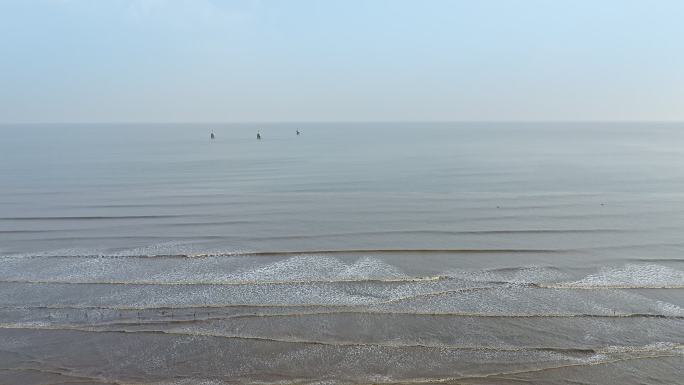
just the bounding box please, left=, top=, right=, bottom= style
left=2, top=119, right=684, bottom=126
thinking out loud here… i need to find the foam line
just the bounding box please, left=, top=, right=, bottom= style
left=2, top=305, right=682, bottom=319
left=2, top=323, right=681, bottom=355
left=0, top=248, right=568, bottom=259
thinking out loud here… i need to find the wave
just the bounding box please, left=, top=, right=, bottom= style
left=3, top=305, right=682, bottom=319
left=595, top=342, right=683, bottom=354
left=540, top=283, right=684, bottom=289
left=625, top=257, right=684, bottom=263
left=412, top=353, right=684, bottom=385
left=0, top=241, right=224, bottom=259
left=1, top=323, right=681, bottom=355
left=162, top=220, right=256, bottom=227
left=16, top=235, right=234, bottom=242
left=552, top=264, right=684, bottom=288
left=203, top=248, right=567, bottom=256
left=13, top=309, right=684, bottom=336
left=235, top=228, right=627, bottom=241
left=0, top=275, right=450, bottom=286
left=1, top=248, right=566, bottom=259
left=0, top=367, right=114, bottom=385
left=5, top=355, right=680, bottom=385
left=2, top=258, right=683, bottom=290
left=227, top=311, right=684, bottom=320
left=0, top=215, right=189, bottom=221
left=81, top=202, right=233, bottom=209
left=7, top=278, right=681, bottom=289
left=448, top=263, right=684, bottom=289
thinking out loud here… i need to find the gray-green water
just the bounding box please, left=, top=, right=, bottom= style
left=0, top=122, right=683, bottom=384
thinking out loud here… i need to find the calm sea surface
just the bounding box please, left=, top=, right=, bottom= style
left=0, top=122, right=683, bottom=384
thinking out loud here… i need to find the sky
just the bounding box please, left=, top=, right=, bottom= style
left=0, top=0, right=683, bottom=123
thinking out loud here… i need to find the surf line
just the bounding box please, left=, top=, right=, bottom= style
left=0, top=275, right=450, bottom=286
left=2, top=305, right=682, bottom=319
left=2, top=323, right=681, bottom=355
left=379, top=353, right=683, bottom=385
left=0, top=367, right=120, bottom=385
left=2, top=278, right=682, bottom=290
left=8, top=248, right=569, bottom=259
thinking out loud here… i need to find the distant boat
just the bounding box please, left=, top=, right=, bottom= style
left=257, top=132, right=261, bottom=140
left=210, top=132, right=215, bottom=139
left=296, top=129, right=300, bottom=135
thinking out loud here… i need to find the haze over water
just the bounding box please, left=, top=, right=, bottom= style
left=0, top=122, right=683, bottom=384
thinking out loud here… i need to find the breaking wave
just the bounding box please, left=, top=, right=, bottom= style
left=551, top=264, right=684, bottom=289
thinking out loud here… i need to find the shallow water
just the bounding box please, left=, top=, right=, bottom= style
left=0, top=122, right=683, bottom=384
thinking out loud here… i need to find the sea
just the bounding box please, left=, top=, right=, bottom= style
left=0, top=122, right=682, bottom=384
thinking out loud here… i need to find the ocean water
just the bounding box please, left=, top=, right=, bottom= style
left=0, top=122, right=683, bottom=384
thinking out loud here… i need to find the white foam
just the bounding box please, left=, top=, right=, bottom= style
left=596, top=342, right=681, bottom=354
left=558, top=264, right=684, bottom=288
left=109, top=241, right=209, bottom=257
left=0, top=242, right=251, bottom=259
left=227, top=255, right=406, bottom=282
left=149, top=380, right=227, bottom=385
left=654, top=301, right=684, bottom=317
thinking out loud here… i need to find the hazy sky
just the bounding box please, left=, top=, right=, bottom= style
left=1, top=0, right=683, bottom=123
